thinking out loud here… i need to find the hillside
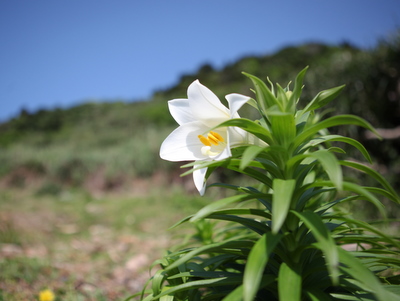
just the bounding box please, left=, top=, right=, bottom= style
left=0, top=39, right=399, bottom=195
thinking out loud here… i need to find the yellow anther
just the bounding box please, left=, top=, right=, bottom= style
left=210, top=131, right=224, bottom=142
left=207, top=134, right=219, bottom=145
left=198, top=135, right=211, bottom=146
left=199, top=131, right=224, bottom=147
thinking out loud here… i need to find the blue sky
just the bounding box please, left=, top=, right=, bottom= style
left=0, top=0, right=399, bottom=122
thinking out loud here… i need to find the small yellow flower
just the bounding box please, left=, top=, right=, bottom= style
left=39, top=289, right=55, bottom=301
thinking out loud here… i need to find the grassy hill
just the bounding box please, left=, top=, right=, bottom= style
left=0, top=37, right=400, bottom=300
left=0, top=38, right=399, bottom=194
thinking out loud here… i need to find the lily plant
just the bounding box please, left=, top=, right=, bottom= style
left=133, top=68, right=400, bottom=301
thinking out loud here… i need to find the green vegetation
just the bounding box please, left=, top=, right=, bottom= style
left=136, top=67, right=400, bottom=301
left=0, top=37, right=399, bottom=195
left=0, top=34, right=399, bottom=300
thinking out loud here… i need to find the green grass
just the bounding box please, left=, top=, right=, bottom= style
left=0, top=125, right=176, bottom=183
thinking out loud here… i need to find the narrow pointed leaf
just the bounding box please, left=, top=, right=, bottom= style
left=338, top=248, right=399, bottom=301
left=190, top=194, right=261, bottom=222
left=278, top=262, right=302, bottom=301
left=153, top=276, right=244, bottom=299
left=272, top=179, right=296, bottom=234
left=276, top=83, right=289, bottom=111
left=240, top=145, right=267, bottom=170
left=292, top=115, right=380, bottom=152
left=331, top=216, right=400, bottom=249
left=292, top=211, right=339, bottom=285
left=204, top=214, right=270, bottom=235
left=305, top=180, right=387, bottom=218
left=269, top=112, right=296, bottom=147
left=287, top=66, right=308, bottom=113
left=222, top=285, right=243, bottom=301
left=243, top=233, right=282, bottom=301
left=165, top=240, right=255, bottom=271
left=310, top=150, right=342, bottom=190
left=301, top=134, right=372, bottom=163
left=243, top=72, right=282, bottom=111
left=340, top=160, right=399, bottom=201
left=303, top=85, right=345, bottom=112
left=215, top=118, right=275, bottom=145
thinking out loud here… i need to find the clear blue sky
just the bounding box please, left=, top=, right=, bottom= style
left=0, top=0, right=399, bottom=122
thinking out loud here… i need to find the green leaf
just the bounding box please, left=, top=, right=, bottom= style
left=152, top=269, right=166, bottom=297
left=243, top=72, right=283, bottom=112
left=303, top=85, right=345, bottom=112
left=331, top=216, right=400, bottom=249
left=276, top=83, right=289, bottom=110
left=304, top=287, right=333, bottom=301
left=287, top=66, right=308, bottom=113
left=165, top=239, right=254, bottom=272
left=310, top=150, right=342, bottom=191
left=205, top=208, right=271, bottom=220
left=305, top=179, right=387, bottom=218
left=329, top=292, right=376, bottom=300
left=240, top=145, right=267, bottom=170
left=340, top=160, right=399, bottom=201
left=300, top=134, right=372, bottom=163
left=338, top=248, right=399, bottom=301
left=269, top=111, right=296, bottom=148
left=292, top=211, right=339, bottom=285
left=181, top=158, right=274, bottom=188
left=278, top=262, right=302, bottom=301
left=243, top=233, right=282, bottom=301
left=222, top=285, right=243, bottom=301
left=245, top=97, right=259, bottom=110
left=204, top=213, right=270, bottom=235
left=292, top=115, right=380, bottom=152
left=365, top=187, right=400, bottom=204
left=334, top=181, right=386, bottom=218
left=228, top=163, right=274, bottom=189
left=160, top=295, right=174, bottom=301
left=272, top=179, right=296, bottom=234
left=153, top=276, right=244, bottom=300
left=190, top=193, right=261, bottom=222
left=215, top=118, right=275, bottom=145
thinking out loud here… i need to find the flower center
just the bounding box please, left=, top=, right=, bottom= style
left=198, top=131, right=225, bottom=157
left=198, top=131, right=224, bottom=146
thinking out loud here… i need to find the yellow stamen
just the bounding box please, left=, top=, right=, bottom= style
left=198, top=135, right=211, bottom=146
left=207, top=134, right=219, bottom=145
left=210, top=131, right=224, bottom=142
left=199, top=131, right=225, bottom=147
left=208, top=131, right=224, bottom=145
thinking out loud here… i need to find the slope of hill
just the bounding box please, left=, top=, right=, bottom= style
left=0, top=39, right=399, bottom=194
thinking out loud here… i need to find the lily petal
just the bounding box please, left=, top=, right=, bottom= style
left=225, top=93, right=251, bottom=118
left=168, top=98, right=194, bottom=125
left=160, top=121, right=210, bottom=161
left=227, top=127, right=247, bottom=147
left=188, top=80, right=230, bottom=126
left=193, top=165, right=207, bottom=195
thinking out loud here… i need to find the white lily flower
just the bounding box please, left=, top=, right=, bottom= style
left=160, top=80, right=251, bottom=195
